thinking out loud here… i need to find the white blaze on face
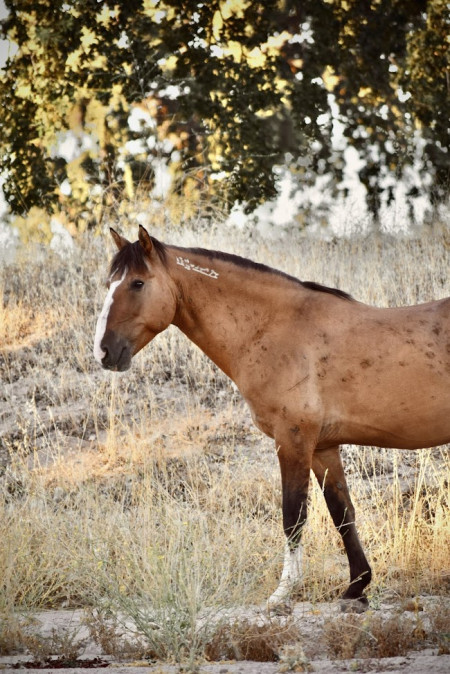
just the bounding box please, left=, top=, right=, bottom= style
left=93, top=269, right=127, bottom=364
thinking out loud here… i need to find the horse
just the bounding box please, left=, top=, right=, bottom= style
left=94, top=225, right=450, bottom=614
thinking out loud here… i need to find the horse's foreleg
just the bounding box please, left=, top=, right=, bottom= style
left=267, top=435, right=313, bottom=615
left=312, top=445, right=372, bottom=612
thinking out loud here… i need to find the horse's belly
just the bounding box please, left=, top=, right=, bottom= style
left=338, top=417, right=450, bottom=450
left=322, top=349, right=450, bottom=448
left=334, top=383, right=450, bottom=449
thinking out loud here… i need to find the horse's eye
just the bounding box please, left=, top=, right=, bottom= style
left=131, top=280, right=144, bottom=290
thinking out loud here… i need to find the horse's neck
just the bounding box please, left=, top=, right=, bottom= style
left=169, top=248, right=270, bottom=379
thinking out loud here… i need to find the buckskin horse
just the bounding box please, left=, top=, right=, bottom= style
left=94, top=226, right=450, bottom=614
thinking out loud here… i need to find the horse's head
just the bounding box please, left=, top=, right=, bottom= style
left=94, top=226, right=177, bottom=371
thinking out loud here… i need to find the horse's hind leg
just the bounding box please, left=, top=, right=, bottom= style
left=312, top=445, right=372, bottom=612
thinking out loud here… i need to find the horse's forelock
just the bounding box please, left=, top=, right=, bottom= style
left=109, top=237, right=167, bottom=277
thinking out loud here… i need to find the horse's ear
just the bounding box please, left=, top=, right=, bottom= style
left=110, top=228, right=129, bottom=251
left=138, top=225, right=153, bottom=257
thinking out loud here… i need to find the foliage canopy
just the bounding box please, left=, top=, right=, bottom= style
left=0, top=0, right=448, bottom=227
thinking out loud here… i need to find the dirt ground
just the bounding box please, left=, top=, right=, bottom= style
left=2, top=656, right=450, bottom=674
left=1, top=599, right=449, bottom=674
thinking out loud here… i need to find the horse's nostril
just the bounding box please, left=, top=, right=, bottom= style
left=101, top=345, right=109, bottom=361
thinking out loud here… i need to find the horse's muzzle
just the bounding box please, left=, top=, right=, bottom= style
left=99, top=331, right=132, bottom=372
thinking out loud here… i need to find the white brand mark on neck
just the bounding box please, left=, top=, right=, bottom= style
left=176, top=257, right=219, bottom=279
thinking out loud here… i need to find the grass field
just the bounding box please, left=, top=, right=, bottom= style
left=0, top=219, right=449, bottom=664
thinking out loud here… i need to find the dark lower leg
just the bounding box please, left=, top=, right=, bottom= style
left=282, top=484, right=308, bottom=549
left=322, top=484, right=371, bottom=602
left=313, top=447, right=371, bottom=605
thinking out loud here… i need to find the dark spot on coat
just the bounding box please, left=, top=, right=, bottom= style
left=360, top=358, right=373, bottom=369
left=316, top=331, right=329, bottom=345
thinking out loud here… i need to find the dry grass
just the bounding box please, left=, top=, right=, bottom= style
left=323, top=612, right=417, bottom=659
left=323, top=600, right=450, bottom=660
left=429, top=602, right=450, bottom=654
left=0, top=218, right=449, bottom=662
left=204, top=618, right=303, bottom=662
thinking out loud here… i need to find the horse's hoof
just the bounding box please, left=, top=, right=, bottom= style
left=267, top=599, right=293, bottom=616
left=340, top=596, right=369, bottom=614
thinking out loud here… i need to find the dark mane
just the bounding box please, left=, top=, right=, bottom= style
left=110, top=238, right=351, bottom=301
left=184, top=247, right=353, bottom=301
left=110, top=237, right=167, bottom=276
left=302, top=281, right=353, bottom=301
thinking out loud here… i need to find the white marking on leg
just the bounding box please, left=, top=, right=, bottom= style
left=93, top=269, right=127, bottom=363
left=267, top=542, right=303, bottom=611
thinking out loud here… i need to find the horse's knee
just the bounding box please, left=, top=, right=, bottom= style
left=322, top=482, right=355, bottom=526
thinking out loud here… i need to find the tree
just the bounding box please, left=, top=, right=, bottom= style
left=0, top=0, right=448, bottom=227
left=312, top=0, right=449, bottom=218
